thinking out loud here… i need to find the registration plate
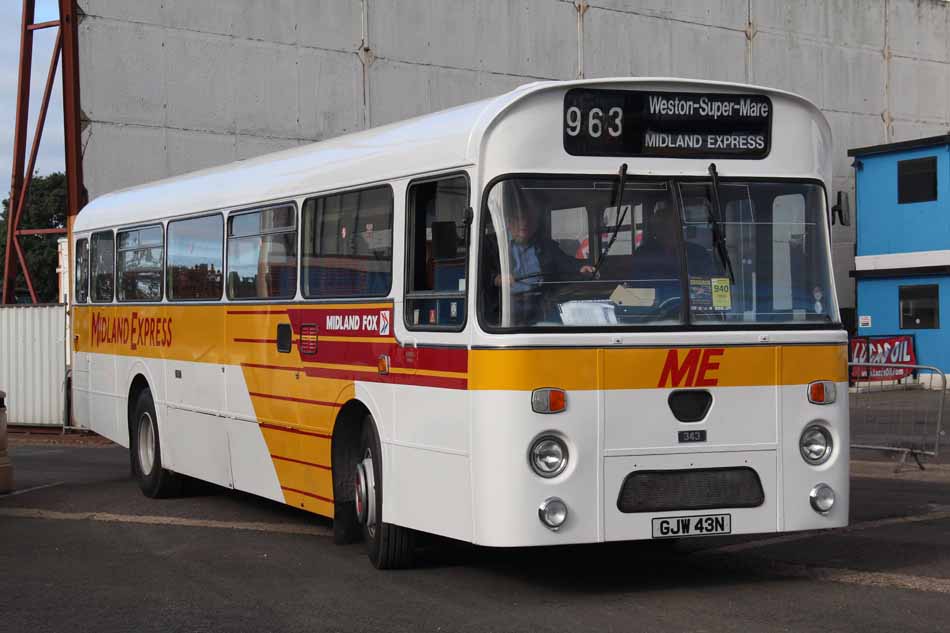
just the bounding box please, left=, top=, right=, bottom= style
left=651, top=513, right=732, bottom=538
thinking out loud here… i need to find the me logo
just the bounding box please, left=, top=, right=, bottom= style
left=379, top=310, right=390, bottom=336
left=657, top=348, right=725, bottom=388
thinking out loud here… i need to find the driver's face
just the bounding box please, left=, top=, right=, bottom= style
left=508, top=209, right=539, bottom=243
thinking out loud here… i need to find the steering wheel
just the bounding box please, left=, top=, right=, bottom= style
left=655, top=296, right=682, bottom=320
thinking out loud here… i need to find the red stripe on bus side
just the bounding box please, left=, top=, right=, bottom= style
left=241, top=362, right=468, bottom=390
left=270, top=454, right=332, bottom=471
left=227, top=310, right=289, bottom=315
left=281, top=486, right=334, bottom=503
left=258, top=422, right=332, bottom=439
left=249, top=392, right=341, bottom=408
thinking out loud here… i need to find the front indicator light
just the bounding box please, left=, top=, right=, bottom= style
left=529, top=435, right=569, bottom=478
left=810, top=483, right=836, bottom=514
left=532, top=388, right=566, bottom=414
left=538, top=497, right=568, bottom=531
left=808, top=381, right=836, bottom=405
left=800, top=424, right=833, bottom=465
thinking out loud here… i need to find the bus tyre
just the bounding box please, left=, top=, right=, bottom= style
left=131, top=389, right=183, bottom=499
left=357, top=415, right=415, bottom=569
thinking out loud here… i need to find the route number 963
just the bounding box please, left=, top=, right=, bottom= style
left=565, top=105, right=623, bottom=139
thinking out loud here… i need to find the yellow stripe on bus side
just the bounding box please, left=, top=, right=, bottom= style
left=469, top=344, right=846, bottom=391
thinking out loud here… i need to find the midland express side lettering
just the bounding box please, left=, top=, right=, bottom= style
left=91, top=311, right=172, bottom=350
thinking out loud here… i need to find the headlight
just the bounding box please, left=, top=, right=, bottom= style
left=800, top=424, right=833, bottom=465
left=529, top=435, right=568, bottom=478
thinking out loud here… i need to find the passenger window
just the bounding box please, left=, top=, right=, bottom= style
left=226, top=205, right=297, bottom=300
left=405, top=175, right=470, bottom=329
left=74, top=238, right=89, bottom=303
left=90, top=230, right=115, bottom=303
left=301, top=186, right=394, bottom=299
left=167, top=214, right=224, bottom=301
left=116, top=225, right=163, bottom=302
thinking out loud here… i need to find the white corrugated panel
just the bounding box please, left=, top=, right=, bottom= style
left=0, top=305, right=66, bottom=426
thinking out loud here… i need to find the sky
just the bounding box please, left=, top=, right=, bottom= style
left=0, top=0, right=66, bottom=196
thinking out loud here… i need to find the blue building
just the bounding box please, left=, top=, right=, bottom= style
left=850, top=133, right=950, bottom=372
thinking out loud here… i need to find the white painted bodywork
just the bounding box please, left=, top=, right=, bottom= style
left=72, top=78, right=846, bottom=548
left=855, top=249, right=950, bottom=272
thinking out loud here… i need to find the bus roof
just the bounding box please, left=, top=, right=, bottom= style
left=74, top=77, right=827, bottom=233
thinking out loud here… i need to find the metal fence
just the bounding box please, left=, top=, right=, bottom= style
left=0, top=304, right=67, bottom=426
left=849, top=362, right=946, bottom=469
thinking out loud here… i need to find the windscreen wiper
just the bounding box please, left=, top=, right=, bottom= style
left=589, top=163, right=628, bottom=279
left=707, top=163, right=736, bottom=284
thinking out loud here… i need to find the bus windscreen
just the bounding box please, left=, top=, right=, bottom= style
left=478, top=176, right=837, bottom=330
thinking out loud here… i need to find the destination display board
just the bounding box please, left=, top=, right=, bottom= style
left=563, top=88, right=772, bottom=159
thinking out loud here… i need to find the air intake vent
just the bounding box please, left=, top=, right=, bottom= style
left=617, top=467, right=764, bottom=513
left=668, top=390, right=712, bottom=422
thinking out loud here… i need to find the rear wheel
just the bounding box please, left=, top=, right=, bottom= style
left=131, top=388, right=183, bottom=498
left=355, top=415, right=415, bottom=569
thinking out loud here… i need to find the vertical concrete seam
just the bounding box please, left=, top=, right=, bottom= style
left=360, top=0, right=372, bottom=130
left=160, top=1, right=170, bottom=178
left=575, top=1, right=587, bottom=79
left=882, top=0, right=892, bottom=142
left=745, top=0, right=755, bottom=83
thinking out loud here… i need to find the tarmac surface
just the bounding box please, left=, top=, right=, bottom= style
left=3, top=439, right=950, bottom=633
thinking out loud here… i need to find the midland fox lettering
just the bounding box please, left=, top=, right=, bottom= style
left=657, top=348, right=724, bottom=388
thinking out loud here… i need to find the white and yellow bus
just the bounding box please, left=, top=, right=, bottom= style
left=71, top=78, right=848, bottom=568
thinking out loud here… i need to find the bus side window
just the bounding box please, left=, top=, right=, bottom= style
left=167, top=214, right=224, bottom=301
left=116, top=225, right=164, bottom=302
left=90, top=230, right=115, bottom=303
left=405, top=174, right=470, bottom=329
left=74, top=238, right=89, bottom=303
left=301, top=185, right=394, bottom=299
left=226, top=204, right=297, bottom=300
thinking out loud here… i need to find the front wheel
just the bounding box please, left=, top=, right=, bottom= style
left=131, top=388, right=183, bottom=498
left=355, top=415, right=415, bottom=569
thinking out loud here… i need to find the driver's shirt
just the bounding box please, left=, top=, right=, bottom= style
left=510, top=239, right=541, bottom=293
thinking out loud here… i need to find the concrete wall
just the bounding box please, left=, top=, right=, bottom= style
left=76, top=0, right=950, bottom=309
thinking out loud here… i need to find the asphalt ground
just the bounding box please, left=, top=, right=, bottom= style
left=3, top=440, right=950, bottom=633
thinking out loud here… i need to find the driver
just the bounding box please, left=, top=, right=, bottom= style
left=635, top=200, right=719, bottom=278
left=486, top=206, right=593, bottom=325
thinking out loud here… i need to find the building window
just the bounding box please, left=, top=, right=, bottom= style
left=900, top=284, right=939, bottom=329
left=167, top=214, right=224, bottom=301
left=897, top=156, right=937, bottom=204
left=117, top=225, right=164, bottom=302
left=405, top=174, right=470, bottom=330
left=90, top=230, right=115, bottom=303
left=74, top=238, right=89, bottom=303
left=301, top=185, right=394, bottom=299
left=226, top=204, right=297, bottom=300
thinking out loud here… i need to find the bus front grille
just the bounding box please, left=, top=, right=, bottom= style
left=616, top=467, right=765, bottom=513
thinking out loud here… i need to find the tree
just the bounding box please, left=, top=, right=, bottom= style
left=0, top=172, right=67, bottom=303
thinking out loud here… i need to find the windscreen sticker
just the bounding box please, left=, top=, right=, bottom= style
left=711, top=277, right=732, bottom=311
left=689, top=277, right=713, bottom=312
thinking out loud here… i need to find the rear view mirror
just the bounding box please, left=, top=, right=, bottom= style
left=832, top=191, right=851, bottom=226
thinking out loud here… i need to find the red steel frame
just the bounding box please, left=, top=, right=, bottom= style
left=2, top=0, right=84, bottom=304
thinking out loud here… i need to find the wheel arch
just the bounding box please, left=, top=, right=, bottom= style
left=331, top=399, right=371, bottom=505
